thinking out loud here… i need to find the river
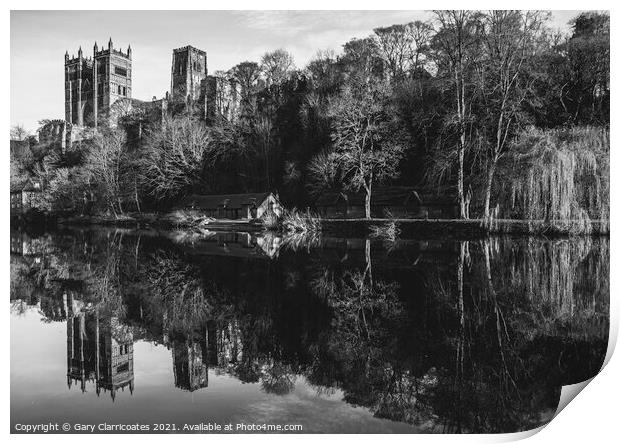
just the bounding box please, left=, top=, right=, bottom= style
left=10, top=228, right=609, bottom=433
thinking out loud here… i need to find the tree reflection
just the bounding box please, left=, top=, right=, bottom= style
left=10, top=229, right=609, bottom=432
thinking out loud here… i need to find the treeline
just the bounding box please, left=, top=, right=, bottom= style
left=11, top=11, right=609, bottom=221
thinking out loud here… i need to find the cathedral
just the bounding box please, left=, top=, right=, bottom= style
left=62, top=40, right=242, bottom=131
left=64, top=38, right=132, bottom=128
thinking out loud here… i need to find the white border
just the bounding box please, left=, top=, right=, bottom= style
left=4, top=1, right=618, bottom=443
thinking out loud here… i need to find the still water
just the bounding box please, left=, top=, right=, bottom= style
left=10, top=228, right=609, bottom=433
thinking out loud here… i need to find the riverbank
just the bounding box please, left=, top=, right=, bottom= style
left=13, top=211, right=608, bottom=238
left=322, top=218, right=609, bottom=238
left=54, top=212, right=265, bottom=232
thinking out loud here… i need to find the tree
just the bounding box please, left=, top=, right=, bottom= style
left=477, top=11, right=547, bottom=223
left=373, top=24, right=413, bottom=81
left=85, top=129, right=128, bottom=216
left=340, top=37, right=385, bottom=83
left=564, top=12, right=610, bottom=125
left=140, top=117, right=215, bottom=201
left=431, top=10, right=483, bottom=218
left=306, top=50, right=342, bottom=96
left=327, top=79, right=406, bottom=219
left=10, top=124, right=29, bottom=141
left=229, top=61, right=262, bottom=119
left=306, top=151, right=340, bottom=197
left=260, top=49, right=295, bottom=86
left=406, top=21, right=434, bottom=73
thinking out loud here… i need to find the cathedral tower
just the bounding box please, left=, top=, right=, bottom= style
left=170, top=45, right=208, bottom=105
left=64, top=38, right=132, bottom=128
left=93, top=38, right=132, bottom=127
left=64, top=47, right=93, bottom=126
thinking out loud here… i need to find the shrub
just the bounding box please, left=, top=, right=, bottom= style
left=166, top=209, right=214, bottom=228
left=261, top=208, right=280, bottom=230
left=369, top=220, right=400, bottom=241
left=281, top=208, right=321, bottom=233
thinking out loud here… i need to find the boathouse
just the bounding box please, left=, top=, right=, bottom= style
left=179, top=192, right=283, bottom=220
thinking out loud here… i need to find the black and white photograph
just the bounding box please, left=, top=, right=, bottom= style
left=8, top=4, right=612, bottom=437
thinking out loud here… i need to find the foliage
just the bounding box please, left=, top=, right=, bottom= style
left=280, top=208, right=322, bottom=233
left=497, top=126, right=609, bottom=231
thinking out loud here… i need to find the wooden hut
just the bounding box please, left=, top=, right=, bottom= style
left=178, top=192, right=282, bottom=220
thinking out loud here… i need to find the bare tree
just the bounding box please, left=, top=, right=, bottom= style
left=140, top=118, right=213, bottom=200
left=406, top=20, right=434, bottom=73
left=10, top=124, right=29, bottom=141
left=373, top=24, right=413, bottom=81
left=477, top=11, right=548, bottom=223
left=306, top=151, right=340, bottom=197
left=432, top=10, right=483, bottom=219
left=229, top=61, right=262, bottom=119
left=328, top=79, right=405, bottom=219
left=260, top=49, right=295, bottom=86
left=85, top=129, right=128, bottom=216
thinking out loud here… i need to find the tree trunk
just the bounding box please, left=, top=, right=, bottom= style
left=458, top=139, right=466, bottom=219
left=365, top=238, right=372, bottom=283
left=134, top=177, right=141, bottom=214
left=364, top=183, right=372, bottom=220
left=109, top=199, right=117, bottom=218
left=483, top=159, right=498, bottom=225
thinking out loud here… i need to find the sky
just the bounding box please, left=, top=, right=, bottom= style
left=10, top=10, right=582, bottom=133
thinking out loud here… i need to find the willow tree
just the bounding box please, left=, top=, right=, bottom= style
left=500, top=126, right=609, bottom=232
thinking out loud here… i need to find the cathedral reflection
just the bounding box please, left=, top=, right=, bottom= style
left=63, top=294, right=248, bottom=397
left=169, top=329, right=209, bottom=392
left=65, top=293, right=135, bottom=400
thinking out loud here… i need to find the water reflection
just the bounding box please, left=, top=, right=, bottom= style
left=66, top=296, right=135, bottom=399
left=10, top=228, right=609, bottom=433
